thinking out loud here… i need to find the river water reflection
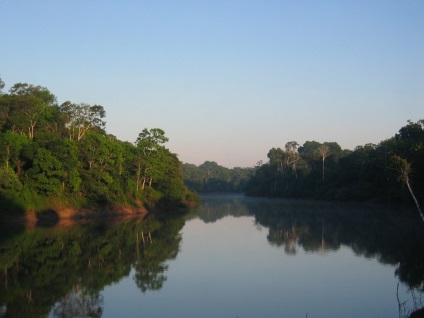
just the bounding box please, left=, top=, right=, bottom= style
left=1, top=194, right=424, bottom=317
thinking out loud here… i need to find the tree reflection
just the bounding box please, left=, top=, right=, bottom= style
left=0, top=213, right=185, bottom=317
left=134, top=263, right=168, bottom=293
left=133, top=214, right=184, bottom=293
left=195, top=196, right=424, bottom=291
left=51, top=285, right=103, bottom=318
left=191, top=194, right=251, bottom=223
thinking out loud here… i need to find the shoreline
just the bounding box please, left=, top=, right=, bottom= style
left=0, top=203, right=149, bottom=228
left=0, top=199, right=199, bottom=228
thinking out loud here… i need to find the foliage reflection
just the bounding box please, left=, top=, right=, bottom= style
left=193, top=195, right=424, bottom=290
left=0, top=213, right=185, bottom=317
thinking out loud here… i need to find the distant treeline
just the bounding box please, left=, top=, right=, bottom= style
left=182, top=161, right=253, bottom=193
left=0, top=76, right=196, bottom=214
left=244, top=120, right=424, bottom=208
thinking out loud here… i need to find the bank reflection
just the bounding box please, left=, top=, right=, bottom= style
left=194, top=195, right=424, bottom=291
left=0, top=213, right=185, bottom=317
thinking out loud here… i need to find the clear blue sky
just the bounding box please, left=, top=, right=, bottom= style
left=1, top=0, right=423, bottom=167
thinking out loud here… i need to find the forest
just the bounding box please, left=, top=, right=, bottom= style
left=244, top=120, right=424, bottom=216
left=0, top=76, right=196, bottom=216
left=1, top=75, right=423, bottom=219
left=182, top=161, right=253, bottom=193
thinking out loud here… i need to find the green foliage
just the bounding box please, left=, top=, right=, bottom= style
left=156, top=152, right=186, bottom=205
left=26, top=148, right=64, bottom=196
left=0, top=131, right=30, bottom=171
left=0, top=77, right=191, bottom=213
left=0, top=165, right=22, bottom=191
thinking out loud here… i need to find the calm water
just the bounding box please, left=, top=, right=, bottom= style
left=1, top=194, right=424, bottom=318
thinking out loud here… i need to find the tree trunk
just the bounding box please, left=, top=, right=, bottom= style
left=136, top=162, right=141, bottom=193
left=293, top=163, right=298, bottom=179
left=17, top=159, right=22, bottom=175
left=5, top=144, right=10, bottom=168
left=322, top=158, right=325, bottom=180
left=405, top=175, right=424, bottom=222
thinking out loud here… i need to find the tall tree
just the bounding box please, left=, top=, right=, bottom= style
left=134, top=128, right=169, bottom=193
left=9, top=83, right=56, bottom=105
left=317, top=143, right=330, bottom=180
left=59, top=102, right=106, bottom=141
left=285, top=141, right=300, bottom=178
left=8, top=83, right=57, bottom=139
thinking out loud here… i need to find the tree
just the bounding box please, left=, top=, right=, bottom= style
left=0, top=131, right=29, bottom=174
left=0, top=166, right=22, bottom=191
left=9, top=83, right=56, bottom=105
left=134, top=128, right=169, bottom=193
left=285, top=141, right=300, bottom=178
left=394, top=120, right=424, bottom=196
left=59, top=102, right=106, bottom=141
left=0, top=94, right=9, bottom=131
left=390, top=155, right=423, bottom=222
left=298, top=140, right=321, bottom=176
left=0, top=76, right=5, bottom=95
left=317, top=143, right=330, bottom=180
left=156, top=152, right=185, bottom=204
left=26, top=148, right=64, bottom=195
left=135, top=128, right=169, bottom=152
left=41, top=133, right=81, bottom=193
left=8, top=83, right=57, bottom=139
left=8, top=95, right=44, bottom=138
left=267, top=148, right=284, bottom=174
left=77, top=131, right=122, bottom=200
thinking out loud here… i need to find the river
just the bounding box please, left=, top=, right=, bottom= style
left=1, top=194, right=423, bottom=317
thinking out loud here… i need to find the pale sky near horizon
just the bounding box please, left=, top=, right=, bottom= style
left=1, top=1, right=423, bottom=168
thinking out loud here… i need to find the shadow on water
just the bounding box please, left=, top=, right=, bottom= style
left=0, top=192, right=26, bottom=219
left=35, top=209, right=60, bottom=228
left=0, top=192, right=27, bottom=244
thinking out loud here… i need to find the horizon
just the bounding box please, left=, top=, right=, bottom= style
left=1, top=1, right=423, bottom=168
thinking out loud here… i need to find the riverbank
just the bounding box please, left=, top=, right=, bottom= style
left=0, top=202, right=149, bottom=228
left=0, top=193, right=200, bottom=227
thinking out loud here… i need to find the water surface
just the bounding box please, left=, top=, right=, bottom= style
left=1, top=195, right=423, bottom=317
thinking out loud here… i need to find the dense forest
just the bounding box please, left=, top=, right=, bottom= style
left=245, top=120, right=424, bottom=214
left=0, top=76, right=196, bottom=216
left=182, top=161, right=253, bottom=193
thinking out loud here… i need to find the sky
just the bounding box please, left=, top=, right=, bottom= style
left=0, top=0, right=423, bottom=168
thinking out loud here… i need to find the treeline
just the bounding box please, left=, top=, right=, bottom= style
left=183, top=161, right=253, bottom=193
left=0, top=76, right=195, bottom=214
left=245, top=120, right=424, bottom=208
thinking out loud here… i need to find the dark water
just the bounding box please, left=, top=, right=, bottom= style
left=1, top=195, right=424, bottom=317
